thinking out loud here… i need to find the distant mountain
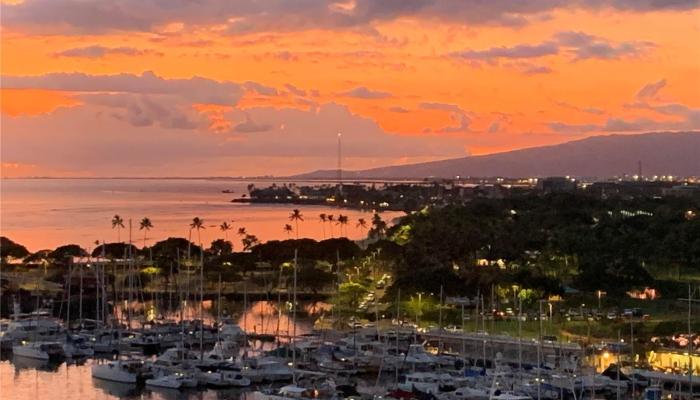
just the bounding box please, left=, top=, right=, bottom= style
left=296, top=132, right=700, bottom=179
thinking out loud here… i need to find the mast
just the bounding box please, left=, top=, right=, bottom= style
left=291, top=249, right=298, bottom=383
left=217, top=273, right=222, bottom=344
left=518, top=295, right=522, bottom=383
left=199, top=247, right=204, bottom=360
left=127, top=219, right=133, bottom=330
left=95, top=252, right=100, bottom=327
left=688, top=284, right=694, bottom=398
left=538, top=299, right=543, bottom=400
left=337, top=132, right=342, bottom=195
left=630, top=316, right=635, bottom=398
left=395, top=288, right=401, bottom=385
left=438, top=285, right=443, bottom=355
left=616, top=330, right=621, bottom=400
left=101, top=241, right=107, bottom=328
left=67, top=261, right=72, bottom=327
left=79, top=253, right=84, bottom=326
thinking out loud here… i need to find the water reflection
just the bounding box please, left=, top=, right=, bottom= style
left=113, top=299, right=326, bottom=338
left=0, top=300, right=327, bottom=400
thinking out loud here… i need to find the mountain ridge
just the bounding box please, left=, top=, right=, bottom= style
left=294, top=131, right=700, bottom=179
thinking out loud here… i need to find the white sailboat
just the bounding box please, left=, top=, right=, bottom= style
left=91, top=359, right=150, bottom=383
left=12, top=341, right=65, bottom=360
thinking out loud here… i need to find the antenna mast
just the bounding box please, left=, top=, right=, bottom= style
left=337, top=132, right=343, bottom=195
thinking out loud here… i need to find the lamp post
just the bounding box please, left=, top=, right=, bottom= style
left=417, top=292, right=423, bottom=328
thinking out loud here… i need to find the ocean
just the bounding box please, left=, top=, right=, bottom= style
left=0, top=178, right=403, bottom=252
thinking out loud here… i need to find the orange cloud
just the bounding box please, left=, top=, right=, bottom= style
left=1, top=89, right=80, bottom=116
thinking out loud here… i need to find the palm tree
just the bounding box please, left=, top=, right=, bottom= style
left=289, top=209, right=304, bottom=239
left=327, top=214, right=335, bottom=238
left=319, top=213, right=328, bottom=239
left=220, top=221, right=232, bottom=240
left=139, top=217, right=153, bottom=248
left=237, top=227, right=247, bottom=236
left=356, top=218, right=368, bottom=231
left=370, top=213, right=387, bottom=239
left=284, top=224, right=294, bottom=237
left=190, top=217, right=205, bottom=245
left=111, top=215, right=125, bottom=242
left=337, top=214, right=349, bottom=237
left=242, top=234, right=259, bottom=251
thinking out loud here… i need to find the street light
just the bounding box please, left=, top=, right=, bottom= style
left=597, top=290, right=606, bottom=310
left=416, top=292, right=424, bottom=329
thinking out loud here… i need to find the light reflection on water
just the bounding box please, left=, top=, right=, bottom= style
left=113, top=300, right=327, bottom=339
left=0, top=357, right=256, bottom=400
left=0, top=301, right=325, bottom=400
left=1, top=178, right=403, bottom=252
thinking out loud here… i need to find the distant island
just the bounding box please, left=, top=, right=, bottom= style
left=295, top=131, right=700, bottom=179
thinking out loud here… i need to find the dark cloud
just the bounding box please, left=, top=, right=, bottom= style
left=420, top=102, right=463, bottom=113
left=555, top=101, right=605, bottom=115
left=554, top=31, right=653, bottom=60
left=550, top=112, right=700, bottom=134
left=520, top=64, right=554, bottom=75
left=487, top=122, right=504, bottom=133
left=636, top=79, right=667, bottom=99
left=389, top=106, right=410, bottom=113
left=420, top=102, right=471, bottom=133
left=232, top=115, right=274, bottom=133
left=2, top=71, right=243, bottom=105
left=340, top=86, right=392, bottom=99
left=3, top=0, right=697, bottom=35
left=284, top=84, right=307, bottom=97
left=77, top=93, right=202, bottom=130
left=53, top=45, right=160, bottom=58
left=1, top=102, right=467, bottom=176
left=451, top=42, right=559, bottom=61
left=451, top=31, right=653, bottom=64
left=243, top=81, right=279, bottom=96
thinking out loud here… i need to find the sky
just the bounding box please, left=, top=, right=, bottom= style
left=1, top=0, right=699, bottom=177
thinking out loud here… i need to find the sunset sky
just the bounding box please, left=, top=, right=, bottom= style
left=1, top=0, right=699, bottom=177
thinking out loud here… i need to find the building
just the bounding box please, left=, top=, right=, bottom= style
left=537, top=177, right=577, bottom=193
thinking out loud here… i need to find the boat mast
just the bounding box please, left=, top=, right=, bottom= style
left=395, top=288, right=400, bottom=385
left=79, top=252, right=84, bottom=327
left=518, top=295, right=522, bottom=384
left=538, top=299, right=544, bottom=400
left=291, top=248, right=298, bottom=384
left=199, top=247, right=204, bottom=360
left=128, top=219, right=133, bottom=330
left=216, top=272, right=222, bottom=344
left=688, top=284, right=695, bottom=398
left=67, top=260, right=72, bottom=327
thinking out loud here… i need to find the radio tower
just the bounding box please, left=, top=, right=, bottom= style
left=337, top=132, right=343, bottom=195
left=637, top=160, right=642, bottom=180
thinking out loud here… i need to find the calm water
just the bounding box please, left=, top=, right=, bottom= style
left=0, top=300, right=321, bottom=400
left=0, top=178, right=403, bottom=252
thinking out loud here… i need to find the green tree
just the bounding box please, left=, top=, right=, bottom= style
left=333, top=281, right=369, bottom=320
left=210, top=239, right=233, bottom=256
left=242, top=234, right=259, bottom=251
left=0, top=237, right=30, bottom=262
left=369, top=213, right=387, bottom=239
